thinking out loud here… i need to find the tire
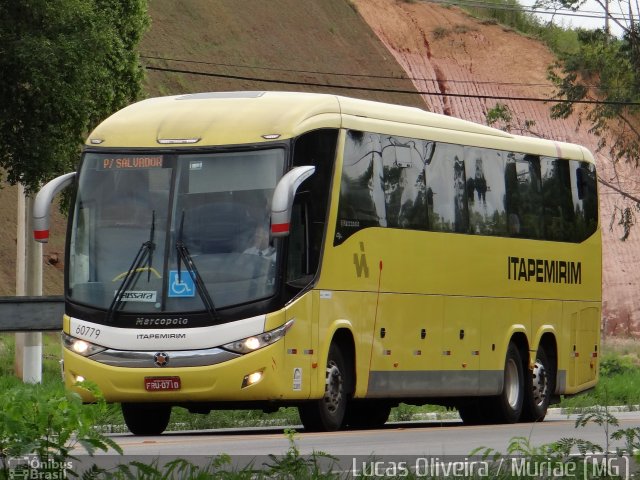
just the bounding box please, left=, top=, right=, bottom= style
left=344, top=400, right=391, bottom=429
left=122, top=403, right=171, bottom=435
left=521, top=348, right=553, bottom=422
left=298, top=343, right=350, bottom=432
left=492, top=342, right=525, bottom=423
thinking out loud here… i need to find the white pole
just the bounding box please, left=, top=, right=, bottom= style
left=15, top=184, right=26, bottom=379
left=15, top=185, right=43, bottom=383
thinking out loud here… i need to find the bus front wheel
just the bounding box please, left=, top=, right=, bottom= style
left=298, top=343, right=349, bottom=432
left=122, top=403, right=171, bottom=435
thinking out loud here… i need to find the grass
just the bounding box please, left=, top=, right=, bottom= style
left=560, top=336, right=640, bottom=410
left=459, top=0, right=583, bottom=57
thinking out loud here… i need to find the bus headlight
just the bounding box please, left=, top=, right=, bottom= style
left=223, top=319, right=294, bottom=354
left=62, top=333, right=106, bottom=357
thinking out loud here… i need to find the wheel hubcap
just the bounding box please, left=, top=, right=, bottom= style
left=324, top=361, right=343, bottom=414
left=531, top=359, right=548, bottom=407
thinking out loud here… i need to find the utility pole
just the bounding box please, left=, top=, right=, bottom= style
left=15, top=184, right=43, bottom=383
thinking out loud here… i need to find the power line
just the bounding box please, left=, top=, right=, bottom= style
left=143, top=54, right=630, bottom=94
left=426, top=0, right=634, bottom=22
left=143, top=65, right=640, bottom=106
left=141, top=54, right=558, bottom=89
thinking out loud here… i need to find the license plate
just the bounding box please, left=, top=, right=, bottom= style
left=144, top=376, right=181, bottom=391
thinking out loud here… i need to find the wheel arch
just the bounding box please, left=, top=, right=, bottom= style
left=317, top=321, right=356, bottom=397
left=537, top=331, right=558, bottom=393
left=330, top=327, right=356, bottom=397
left=509, top=330, right=530, bottom=368
left=537, top=332, right=558, bottom=366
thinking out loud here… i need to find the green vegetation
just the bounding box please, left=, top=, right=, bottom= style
left=561, top=338, right=640, bottom=410
left=466, top=0, right=640, bottom=211
left=0, top=381, right=121, bottom=480
left=459, top=0, right=582, bottom=57
left=548, top=27, right=640, bottom=190
left=1, top=382, right=639, bottom=478
left=0, top=0, right=149, bottom=192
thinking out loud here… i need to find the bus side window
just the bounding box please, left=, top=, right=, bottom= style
left=381, top=140, right=428, bottom=230
left=286, top=201, right=304, bottom=281
left=541, top=157, right=575, bottom=242
left=571, top=161, right=598, bottom=241
left=505, top=154, right=543, bottom=239
left=290, top=128, right=337, bottom=281
left=464, top=147, right=507, bottom=236
left=424, top=143, right=467, bottom=233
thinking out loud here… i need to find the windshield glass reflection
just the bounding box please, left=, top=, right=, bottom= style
left=68, top=149, right=284, bottom=314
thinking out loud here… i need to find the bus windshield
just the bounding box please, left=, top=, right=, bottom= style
left=68, top=148, right=285, bottom=314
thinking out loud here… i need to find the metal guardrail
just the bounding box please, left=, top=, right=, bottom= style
left=0, top=296, right=64, bottom=331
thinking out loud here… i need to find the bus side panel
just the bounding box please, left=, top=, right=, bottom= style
left=441, top=296, right=481, bottom=395
left=366, top=294, right=444, bottom=397
left=530, top=299, right=561, bottom=363
left=282, top=291, right=316, bottom=399
left=558, top=302, right=600, bottom=394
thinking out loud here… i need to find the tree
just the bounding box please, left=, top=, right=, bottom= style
left=538, top=1, right=640, bottom=167
left=0, top=0, right=149, bottom=193
left=548, top=28, right=639, bottom=162
left=532, top=0, right=639, bottom=237
left=485, top=102, right=539, bottom=136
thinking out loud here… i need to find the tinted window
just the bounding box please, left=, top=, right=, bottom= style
left=571, top=161, right=598, bottom=240
left=465, top=147, right=507, bottom=236
left=337, top=130, right=386, bottom=239
left=335, top=129, right=598, bottom=244
left=381, top=138, right=428, bottom=230
left=336, top=131, right=431, bottom=244
left=542, top=157, right=575, bottom=241
left=505, top=154, right=543, bottom=238
left=425, top=143, right=467, bottom=233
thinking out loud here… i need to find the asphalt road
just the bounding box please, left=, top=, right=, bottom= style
left=72, top=409, right=640, bottom=475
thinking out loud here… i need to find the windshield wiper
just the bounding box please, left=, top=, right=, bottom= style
left=106, top=211, right=156, bottom=323
left=176, top=211, right=219, bottom=321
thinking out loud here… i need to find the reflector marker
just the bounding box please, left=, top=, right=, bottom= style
left=34, top=230, right=49, bottom=241
left=272, top=223, right=289, bottom=234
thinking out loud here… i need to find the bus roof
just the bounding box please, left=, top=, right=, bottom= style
left=86, top=91, right=592, bottom=162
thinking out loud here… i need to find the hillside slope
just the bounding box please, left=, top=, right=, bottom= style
left=140, top=0, right=422, bottom=107
left=5, top=0, right=637, bottom=334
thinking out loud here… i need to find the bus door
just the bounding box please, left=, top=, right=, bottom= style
left=282, top=199, right=318, bottom=399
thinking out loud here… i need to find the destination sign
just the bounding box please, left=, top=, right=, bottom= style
left=99, top=156, right=163, bottom=170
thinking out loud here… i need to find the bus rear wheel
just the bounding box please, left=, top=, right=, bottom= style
left=522, top=348, right=553, bottom=422
left=492, top=342, right=524, bottom=423
left=121, top=403, right=171, bottom=435
left=298, top=343, right=349, bottom=432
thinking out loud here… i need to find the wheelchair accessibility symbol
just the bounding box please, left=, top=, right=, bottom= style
left=168, top=270, right=195, bottom=298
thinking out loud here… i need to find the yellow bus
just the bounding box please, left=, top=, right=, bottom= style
left=34, top=91, right=601, bottom=435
